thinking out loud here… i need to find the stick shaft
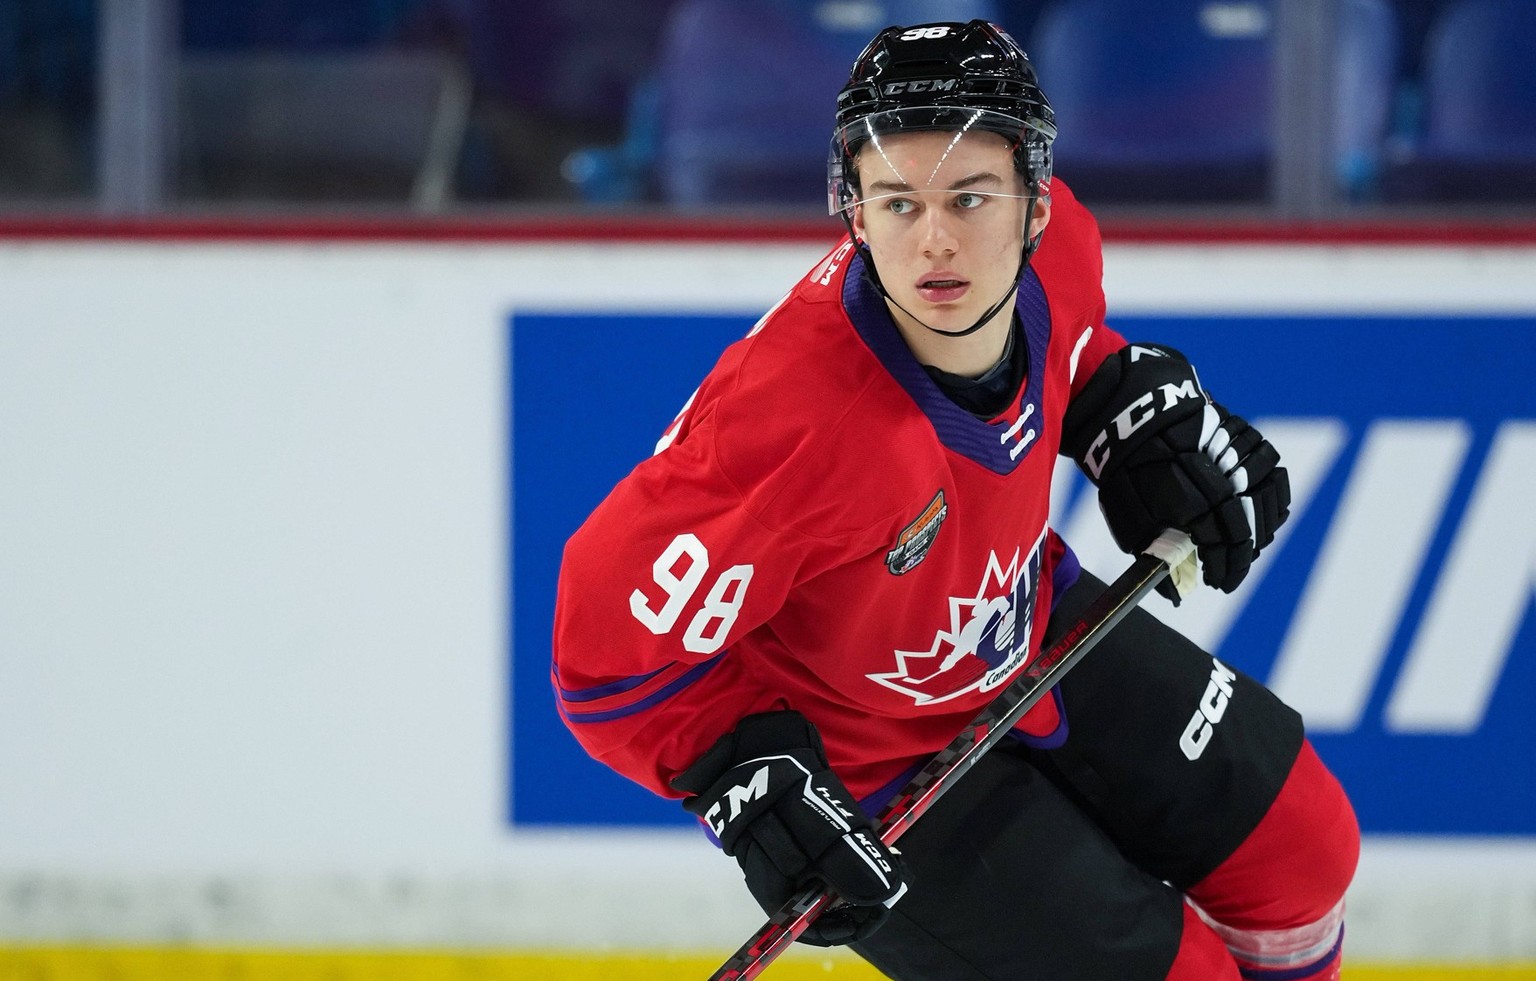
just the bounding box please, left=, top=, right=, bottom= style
left=708, top=550, right=1173, bottom=981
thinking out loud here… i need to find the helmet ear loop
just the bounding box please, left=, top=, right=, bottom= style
left=838, top=198, right=887, bottom=294
left=1013, top=135, right=1051, bottom=263
left=834, top=148, right=883, bottom=289
left=1021, top=183, right=1049, bottom=265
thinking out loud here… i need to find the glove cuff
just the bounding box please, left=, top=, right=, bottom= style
left=1061, top=343, right=1208, bottom=482
left=672, top=710, right=826, bottom=796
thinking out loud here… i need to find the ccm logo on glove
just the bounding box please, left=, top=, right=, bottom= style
left=674, top=710, right=909, bottom=946
left=1080, top=346, right=1203, bottom=480
left=704, top=763, right=772, bottom=834
left=703, top=757, right=858, bottom=836
left=1062, top=343, right=1292, bottom=598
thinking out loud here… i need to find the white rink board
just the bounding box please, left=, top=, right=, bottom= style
left=0, top=238, right=1533, bottom=959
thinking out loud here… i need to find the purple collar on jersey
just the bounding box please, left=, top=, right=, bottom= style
left=843, top=253, right=1053, bottom=475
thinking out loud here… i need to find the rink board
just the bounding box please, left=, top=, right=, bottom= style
left=2, top=946, right=1533, bottom=980
left=1, top=236, right=1530, bottom=963
left=511, top=310, right=1536, bottom=835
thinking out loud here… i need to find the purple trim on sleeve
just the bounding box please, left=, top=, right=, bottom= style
left=558, top=651, right=728, bottom=723
left=857, top=759, right=926, bottom=818
left=554, top=662, right=671, bottom=703
left=1050, top=542, right=1082, bottom=612
left=697, top=817, right=723, bottom=849
left=1007, top=686, right=1070, bottom=749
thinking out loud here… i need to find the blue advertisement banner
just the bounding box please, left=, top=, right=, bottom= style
left=510, top=310, right=1536, bottom=834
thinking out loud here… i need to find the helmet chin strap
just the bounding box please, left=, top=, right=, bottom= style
left=901, top=266, right=1021, bottom=338
left=840, top=191, right=1042, bottom=340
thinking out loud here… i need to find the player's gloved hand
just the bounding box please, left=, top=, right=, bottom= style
left=672, top=710, right=908, bottom=946
left=1061, top=343, right=1290, bottom=600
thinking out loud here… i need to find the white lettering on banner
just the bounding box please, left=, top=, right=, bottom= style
left=1268, top=421, right=1472, bottom=731
left=1055, top=418, right=1349, bottom=654
left=1054, top=416, right=1529, bottom=736
left=1386, top=422, right=1536, bottom=733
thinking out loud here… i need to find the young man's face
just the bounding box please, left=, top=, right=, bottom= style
left=851, top=129, right=1048, bottom=337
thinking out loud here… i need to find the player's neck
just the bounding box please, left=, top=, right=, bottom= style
left=890, top=301, right=1015, bottom=378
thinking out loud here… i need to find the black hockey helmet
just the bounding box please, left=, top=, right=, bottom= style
left=828, top=20, right=1056, bottom=215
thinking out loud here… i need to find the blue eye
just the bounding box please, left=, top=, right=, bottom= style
left=955, top=192, right=986, bottom=209
left=887, top=198, right=916, bottom=215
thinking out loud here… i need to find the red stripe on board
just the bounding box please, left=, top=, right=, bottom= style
left=1, top=212, right=1535, bottom=245
left=1096, top=217, right=1536, bottom=245
left=0, top=213, right=848, bottom=244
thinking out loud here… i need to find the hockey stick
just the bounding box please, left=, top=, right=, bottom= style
left=706, top=532, right=1196, bottom=981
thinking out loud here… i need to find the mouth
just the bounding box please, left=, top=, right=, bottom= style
left=916, top=275, right=970, bottom=304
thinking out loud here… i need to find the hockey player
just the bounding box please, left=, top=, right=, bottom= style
left=553, top=20, right=1358, bottom=981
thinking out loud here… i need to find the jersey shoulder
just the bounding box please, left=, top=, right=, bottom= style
left=1028, top=177, right=1106, bottom=318
left=680, top=267, right=945, bottom=539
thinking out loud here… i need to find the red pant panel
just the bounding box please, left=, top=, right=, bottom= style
left=1166, top=902, right=1241, bottom=981
left=1186, top=738, right=1359, bottom=930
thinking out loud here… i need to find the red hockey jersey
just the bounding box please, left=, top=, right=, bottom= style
left=553, top=180, right=1127, bottom=804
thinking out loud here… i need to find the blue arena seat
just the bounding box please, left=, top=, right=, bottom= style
left=567, top=0, right=1003, bottom=206
left=181, top=0, right=422, bottom=51
left=1336, top=0, right=1404, bottom=197
left=1383, top=0, right=1536, bottom=200
left=1027, top=0, right=1399, bottom=203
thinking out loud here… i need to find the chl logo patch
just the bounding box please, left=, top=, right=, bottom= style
left=886, top=490, right=948, bottom=575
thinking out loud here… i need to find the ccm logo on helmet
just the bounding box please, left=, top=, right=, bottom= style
left=880, top=79, right=959, bottom=95
left=1180, top=659, right=1237, bottom=761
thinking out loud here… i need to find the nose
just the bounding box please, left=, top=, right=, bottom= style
left=918, top=204, right=959, bottom=257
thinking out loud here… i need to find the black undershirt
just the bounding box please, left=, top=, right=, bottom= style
left=921, top=316, right=1027, bottom=419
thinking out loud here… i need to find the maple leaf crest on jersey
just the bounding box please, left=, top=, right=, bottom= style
left=868, top=533, right=1045, bottom=705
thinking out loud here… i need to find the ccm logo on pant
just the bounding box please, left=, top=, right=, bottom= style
left=1181, top=659, right=1237, bottom=761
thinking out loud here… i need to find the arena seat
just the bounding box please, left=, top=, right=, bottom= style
left=1026, top=0, right=1398, bottom=203
left=567, top=0, right=1003, bottom=206
left=1381, top=0, right=1536, bottom=200
left=178, top=50, right=470, bottom=210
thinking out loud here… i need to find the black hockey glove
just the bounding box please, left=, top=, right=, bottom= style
left=1061, top=343, right=1290, bottom=600
left=672, top=710, right=908, bottom=946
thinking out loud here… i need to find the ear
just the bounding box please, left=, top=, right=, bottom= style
left=1028, top=194, right=1051, bottom=240
left=850, top=203, right=867, bottom=242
